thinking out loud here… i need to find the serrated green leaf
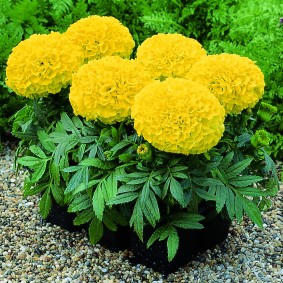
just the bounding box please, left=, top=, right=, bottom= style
left=226, top=158, right=253, bottom=178
left=162, top=177, right=171, bottom=199
left=128, top=177, right=148, bottom=185
left=241, top=197, right=263, bottom=228
left=103, top=212, right=117, bottom=232
left=68, top=194, right=92, bottom=213
left=29, top=145, right=47, bottom=158
left=79, top=158, right=115, bottom=169
left=73, top=207, right=95, bottom=226
left=167, top=227, right=179, bottom=262
left=171, top=213, right=204, bottom=229
left=140, top=181, right=150, bottom=204
left=226, top=188, right=235, bottom=219
left=170, top=166, right=188, bottom=173
left=235, top=194, right=243, bottom=223
left=64, top=168, right=84, bottom=194
left=220, top=152, right=234, bottom=168
left=62, top=165, right=82, bottom=173
left=229, top=175, right=263, bottom=187
left=170, top=178, right=185, bottom=206
left=102, top=173, right=118, bottom=203
left=142, top=190, right=160, bottom=227
left=236, top=187, right=266, bottom=197
left=216, top=185, right=228, bottom=213
left=79, top=136, right=98, bottom=143
left=92, top=185, right=105, bottom=221
left=39, top=188, right=52, bottom=219
left=50, top=161, right=60, bottom=186
left=130, top=199, right=144, bottom=241
left=37, top=130, right=56, bottom=152
left=23, top=181, right=48, bottom=197
left=17, top=156, right=41, bottom=167
left=31, top=161, right=47, bottom=183
left=61, top=112, right=80, bottom=136
left=107, top=192, right=139, bottom=205
left=193, top=177, right=223, bottom=187
left=194, top=187, right=216, bottom=201
left=147, top=225, right=169, bottom=248
left=110, top=141, right=131, bottom=154
left=77, top=144, right=86, bottom=162
left=89, top=217, right=103, bottom=244
left=50, top=184, right=64, bottom=205
left=171, top=172, right=188, bottom=179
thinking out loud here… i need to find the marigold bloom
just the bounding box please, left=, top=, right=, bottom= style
left=136, top=33, right=207, bottom=80
left=131, top=78, right=225, bottom=154
left=187, top=54, right=265, bottom=114
left=69, top=56, right=153, bottom=124
left=5, top=32, right=82, bottom=98
left=64, top=15, right=135, bottom=62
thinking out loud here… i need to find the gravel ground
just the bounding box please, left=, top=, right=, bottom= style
left=0, top=142, right=282, bottom=283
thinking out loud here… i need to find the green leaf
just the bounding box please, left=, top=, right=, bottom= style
left=235, top=194, right=243, bottom=223
left=77, top=144, right=86, bottom=162
left=73, top=208, right=95, bottom=226
left=23, top=181, right=48, bottom=197
left=193, top=177, right=223, bottom=187
left=142, top=190, right=160, bottom=227
left=226, top=158, right=253, bottom=178
left=229, top=175, right=263, bottom=187
left=236, top=187, right=267, bottom=197
left=167, top=227, right=179, bottom=262
left=31, top=161, right=47, bottom=183
left=37, top=130, right=56, bottom=152
left=50, top=161, right=60, bottom=186
left=140, top=181, right=150, bottom=204
left=29, top=145, right=47, bottom=158
left=130, top=199, right=144, bottom=241
left=170, top=166, right=188, bottom=172
left=68, top=194, right=92, bottom=213
left=127, top=177, right=148, bottom=185
left=61, top=112, right=80, bottom=136
left=50, top=184, right=64, bottom=205
left=215, top=185, right=228, bottom=213
left=241, top=197, right=263, bottom=228
left=17, top=156, right=41, bottom=167
left=62, top=165, right=82, bottom=173
left=110, top=141, right=131, bottom=154
left=39, top=188, right=52, bottom=219
left=147, top=225, right=169, bottom=248
left=170, top=178, right=185, bottom=206
left=107, top=192, right=139, bottom=205
left=92, top=184, right=105, bottom=221
left=64, top=167, right=88, bottom=194
left=171, top=213, right=204, bottom=229
left=194, top=187, right=216, bottom=201
left=220, top=152, right=234, bottom=168
left=226, top=188, right=235, bottom=219
left=79, top=158, right=115, bottom=169
left=89, top=217, right=103, bottom=244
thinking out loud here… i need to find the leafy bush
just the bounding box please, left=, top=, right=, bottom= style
left=9, top=16, right=279, bottom=261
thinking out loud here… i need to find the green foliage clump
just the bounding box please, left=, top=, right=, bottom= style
left=206, top=0, right=283, bottom=158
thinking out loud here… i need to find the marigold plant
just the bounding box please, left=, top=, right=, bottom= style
left=5, top=32, right=82, bottom=98
left=136, top=33, right=207, bottom=80
left=187, top=54, right=265, bottom=114
left=64, top=15, right=135, bottom=62
left=131, top=78, right=225, bottom=154
left=69, top=56, right=153, bottom=124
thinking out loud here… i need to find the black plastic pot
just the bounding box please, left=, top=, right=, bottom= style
left=128, top=204, right=231, bottom=274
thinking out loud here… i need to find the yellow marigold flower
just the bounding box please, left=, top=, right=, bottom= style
left=136, top=33, right=207, bottom=80
left=64, top=15, right=135, bottom=62
left=69, top=56, right=153, bottom=124
left=5, top=32, right=82, bottom=98
left=131, top=78, right=225, bottom=154
left=187, top=54, right=265, bottom=114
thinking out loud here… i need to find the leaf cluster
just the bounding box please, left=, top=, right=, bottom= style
left=13, top=100, right=279, bottom=261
